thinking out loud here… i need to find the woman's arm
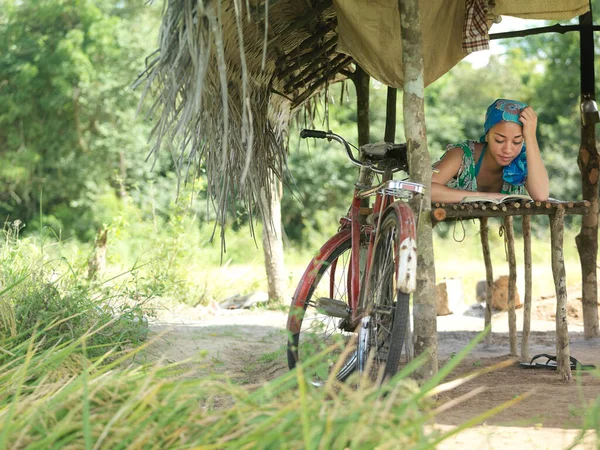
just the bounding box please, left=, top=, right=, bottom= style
left=431, top=147, right=508, bottom=203
left=521, top=107, right=550, bottom=201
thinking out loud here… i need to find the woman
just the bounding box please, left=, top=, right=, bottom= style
left=431, top=99, right=550, bottom=203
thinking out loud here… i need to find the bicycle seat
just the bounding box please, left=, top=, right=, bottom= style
left=360, top=142, right=408, bottom=171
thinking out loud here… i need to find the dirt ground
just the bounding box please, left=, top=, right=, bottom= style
left=146, top=291, right=600, bottom=449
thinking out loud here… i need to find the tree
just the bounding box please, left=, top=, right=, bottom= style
left=0, top=0, right=163, bottom=239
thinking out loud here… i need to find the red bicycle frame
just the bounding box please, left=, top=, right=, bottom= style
left=287, top=169, right=418, bottom=335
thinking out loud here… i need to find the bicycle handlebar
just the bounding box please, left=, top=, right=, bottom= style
left=299, top=129, right=365, bottom=169
left=299, top=129, right=329, bottom=139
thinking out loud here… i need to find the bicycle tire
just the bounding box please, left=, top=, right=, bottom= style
left=360, top=210, right=411, bottom=382
left=286, top=237, right=358, bottom=382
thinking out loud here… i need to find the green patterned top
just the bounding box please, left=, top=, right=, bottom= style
left=438, top=140, right=525, bottom=195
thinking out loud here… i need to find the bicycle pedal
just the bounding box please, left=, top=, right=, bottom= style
left=316, top=297, right=350, bottom=319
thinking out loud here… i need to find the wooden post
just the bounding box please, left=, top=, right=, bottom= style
left=384, top=87, right=397, bottom=143
left=576, top=10, right=600, bottom=339
left=550, top=207, right=572, bottom=381
left=353, top=66, right=370, bottom=146
left=504, top=216, right=518, bottom=356
left=479, top=218, right=494, bottom=345
left=399, top=0, right=438, bottom=378
left=521, top=215, right=532, bottom=361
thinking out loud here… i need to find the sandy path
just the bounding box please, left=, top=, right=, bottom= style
left=146, top=300, right=600, bottom=448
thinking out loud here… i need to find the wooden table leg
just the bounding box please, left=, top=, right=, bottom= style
left=480, top=217, right=493, bottom=345
left=521, top=215, right=532, bottom=362
left=550, top=207, right=572, bottom=381
left=504, top=216, right=518, bottom=356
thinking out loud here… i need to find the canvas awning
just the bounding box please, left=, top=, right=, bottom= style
left=334, top=0, right=590, bottom=88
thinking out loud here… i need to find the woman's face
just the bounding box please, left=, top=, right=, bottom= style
left=486, top=121, right=524, bottom=166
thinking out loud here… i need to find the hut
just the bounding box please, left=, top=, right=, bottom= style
left=140, top=0, right=597, bottom=380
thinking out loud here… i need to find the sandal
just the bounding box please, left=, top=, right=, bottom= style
left=519, top=353, right=597, bottom=370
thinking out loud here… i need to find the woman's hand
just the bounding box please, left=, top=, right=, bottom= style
left=519, top=106, right=538, bottom=142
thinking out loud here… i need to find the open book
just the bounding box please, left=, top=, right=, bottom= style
left=460, top=194, right=532, bottom=204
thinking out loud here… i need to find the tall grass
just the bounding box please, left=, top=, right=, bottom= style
left=0, top=221, right=150, bottom=358
left=0, top=322, right=531, bottom=449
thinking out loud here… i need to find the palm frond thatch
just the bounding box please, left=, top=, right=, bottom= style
left=138, top=0, right=348, bottom=232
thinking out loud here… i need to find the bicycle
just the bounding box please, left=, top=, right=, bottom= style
left=286, top=129, right=424, bottom=383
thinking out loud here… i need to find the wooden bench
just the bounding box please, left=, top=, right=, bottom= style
left=430, top=199, right=590, bottom=381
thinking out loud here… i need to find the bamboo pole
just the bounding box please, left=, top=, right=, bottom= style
left=504, top=216, right=518, bottom=356
left=479, top=218, right=494, bottom=346
left=550, top=207, right=572, bottom=382
left=399, top=0, right=438, bottom=378
left=521, top=215, right=532, bottom=361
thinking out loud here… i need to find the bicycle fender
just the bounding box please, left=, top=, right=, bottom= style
left=287, top=229, right=351, bottom=333
left=386, top=201, right=417, bottom=294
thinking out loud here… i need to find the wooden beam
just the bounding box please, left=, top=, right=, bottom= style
left=551, top=207, right=572, bottom=382
left=479, top=217, right=494, bottom=346
left=521, top=215, right=532, bottom=362
left=489, top=23, right=600, bottom=41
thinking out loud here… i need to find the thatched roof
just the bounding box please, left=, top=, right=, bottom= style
left=138, top=0, right=589, bottom=230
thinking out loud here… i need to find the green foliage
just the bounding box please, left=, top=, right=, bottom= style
left=0, top=0, right=165, bottom=240
left=0, top=222, right=150, bottom=359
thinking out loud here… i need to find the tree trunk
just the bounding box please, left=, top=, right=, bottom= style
left=88, top=228, right=108, bottom=280
left=399, top=0, right=438, bottom=378
left=576, top=10, right=599, bottom=339
left=261, top=176, right=286, bottom=303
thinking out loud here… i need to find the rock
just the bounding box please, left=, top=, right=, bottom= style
left=436, top=278, right=464, bottom=316
left=476, top=280, right=487, bottom=303
left=219, top=292, right=269, bottom=309
left=492, top=275, right=522, bottom=311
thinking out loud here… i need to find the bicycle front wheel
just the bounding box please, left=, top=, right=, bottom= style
left=286, top=237, right=358, bottom=383
left=360, top=210, right=412, bottom=382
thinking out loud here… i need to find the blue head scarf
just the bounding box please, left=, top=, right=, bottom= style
left=479, top=99, right=528, bottom=186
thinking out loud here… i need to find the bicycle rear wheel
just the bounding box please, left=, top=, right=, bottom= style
left=286, top=237, right=357, bottom=382
left=360, top=211, right=411, bottom=382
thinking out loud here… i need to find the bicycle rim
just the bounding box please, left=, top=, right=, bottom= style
left=361, top=211, right=411, bottom=382
left=286, top=238, right=357, bottom=382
